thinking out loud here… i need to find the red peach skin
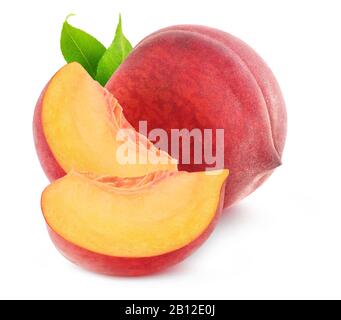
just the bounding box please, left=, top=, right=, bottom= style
left=106, top=25, right=287, bottom=208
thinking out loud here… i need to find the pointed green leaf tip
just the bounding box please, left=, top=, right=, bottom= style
left=60, top=14, right=106, bottom=78
left=95, top=14, right=133, bottom=86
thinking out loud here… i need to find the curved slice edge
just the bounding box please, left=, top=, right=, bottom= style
left=33, top=84, right=66, bottom=181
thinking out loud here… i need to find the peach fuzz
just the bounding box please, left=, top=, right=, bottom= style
left=106, top=25, right=287, bottom=208
left=42, top=170, right=228, bottom=276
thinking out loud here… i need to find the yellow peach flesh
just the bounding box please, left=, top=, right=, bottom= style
left=42, top=170, right=228, bottom=258
left=41, top=63, right=177, bottom=178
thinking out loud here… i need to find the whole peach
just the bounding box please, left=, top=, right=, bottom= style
left=106, top=25, right=287, bottom=208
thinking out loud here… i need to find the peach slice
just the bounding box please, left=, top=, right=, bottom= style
left=42, top=169, right=228, bottom=276
left=33, top=63, right=177, bottom=181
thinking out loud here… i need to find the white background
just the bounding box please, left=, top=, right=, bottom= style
left=0, top=0, right=340, bottom=300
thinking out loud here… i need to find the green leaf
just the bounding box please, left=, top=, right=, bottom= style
left=61, top=14, right=106, bottom=78
left=96, top=14, right=133, bottom=86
